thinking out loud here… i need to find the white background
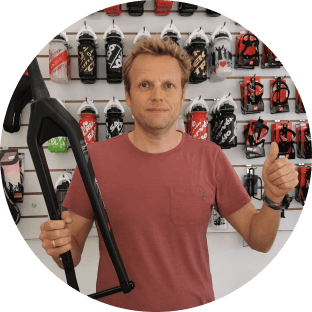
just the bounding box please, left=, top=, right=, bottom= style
left=1, top=0, right=311, bottom=299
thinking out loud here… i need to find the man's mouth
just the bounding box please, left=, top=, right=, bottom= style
left=148, top=109, right=167, bottom=113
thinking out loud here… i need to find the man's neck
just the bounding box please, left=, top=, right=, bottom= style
left=128, top=124, right=183, bottom=154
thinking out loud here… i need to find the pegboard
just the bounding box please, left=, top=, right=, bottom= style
left=0, top=1, right=309, bottom=240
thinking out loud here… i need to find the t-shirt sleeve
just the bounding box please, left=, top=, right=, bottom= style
left=62, top=166, right=95, bottom=220
left=214, top=148, right=251, bottom=218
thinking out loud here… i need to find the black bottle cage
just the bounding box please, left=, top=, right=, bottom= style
left=272, top=78, right=290, bottom=106
left=241, top=34, right=259, bottom=59
left=25, top=58, right=134, bottom=299
left=278, top=124, right=296, bottom=153
left=245, top=167, right=263, bottom=200
left=247, top=79, right=264, bottom=105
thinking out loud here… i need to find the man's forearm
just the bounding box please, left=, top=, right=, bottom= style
left=248, top=202, right=282, bottom=253
left=52, top=235, right=82, bottom=269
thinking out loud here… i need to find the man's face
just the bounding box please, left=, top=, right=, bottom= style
left=125, top=54, right=187, bottom=136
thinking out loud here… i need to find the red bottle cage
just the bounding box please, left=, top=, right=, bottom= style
left=23, top=58, right=135, bottom=299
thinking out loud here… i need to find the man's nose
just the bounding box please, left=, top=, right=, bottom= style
left=151, top=84, right=164, bottom=101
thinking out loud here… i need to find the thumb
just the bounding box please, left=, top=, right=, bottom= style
left=265, top=142, right=279, bottom=166
left=61, top=210, right=72, bottom=224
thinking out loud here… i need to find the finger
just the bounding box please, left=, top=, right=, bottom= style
left=46, top=243, right=72, bottom=258
left=42, top=236, right=71, bottom=250
left=268, top=163, right=296, bottom=182
left=264, top=142, right=279, bottom=166
left=61, top=211, right=73, bottom=224
left=40, top=220, right=66, bottom=232
left=265, top=158, right=290, bottom=175
left=275, top=176, right=299, bottom=190
left=270, top=170, right=298, bottom=186
left=43, top=228, right=70, bottom=241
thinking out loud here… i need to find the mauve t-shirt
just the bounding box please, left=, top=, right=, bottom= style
left=63, top=131, right=251, bottom=311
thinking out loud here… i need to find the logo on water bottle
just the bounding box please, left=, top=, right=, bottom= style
left=107, top=44, right=123, bottom=69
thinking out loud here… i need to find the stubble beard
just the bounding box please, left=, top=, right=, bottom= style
left=133, top=108, right=179, bottom=137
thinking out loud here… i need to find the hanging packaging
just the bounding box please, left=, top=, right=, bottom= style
left=48, top=100, right=69, bottom=153
left=76, top=22, right=98, bottom=84
left=127, top=1, right=146, bottom=16
left=295, top=165, right=310, bottom=205
left=234, top=30, right=259, bottom=69
left=104, top=21, right=124, bottom=84
left=261, top=43, right=282, bottom=68
left=271, top=121, right=296, bottom=159
left=49, top=31, right=71, bottom=84
left=184, top=27, right=209, bottom=84
left=155, top=0, right=173, bottom=16
left=208, top=23, right=233, bottom=82
left=0, top=150, right=25, bottom=224
left=78, top=99, right=99, bottom=146
left=160, top=21, right=181, bottom=46
left=206, top=9, right=221, bottom=17
left=296, top=122, right=311, bottom=159
left=178, top=2, right=197, bottom=16
left=270, top=76, right=290, bottom=113
left=244, top=118, right=269, bottom=159
left=104, top=97, right=125, bottom=139
left=240, top=75, right=264, bottom=114
left=104, top=5, right=122, bottom=16
left=185, top=96, right=209, bottom=140
left=295, top=88, right=305, bottom=113
left=211, top=94, right=237, bottom=149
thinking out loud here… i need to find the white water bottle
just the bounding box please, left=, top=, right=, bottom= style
left=209, top=23, right=233, bottom=82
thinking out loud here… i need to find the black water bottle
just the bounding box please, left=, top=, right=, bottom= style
left=106, top=107, right=124, bottom=139
left=104, top=22, right=124, bottom=84
left=77, top=22, right=98, bottom=84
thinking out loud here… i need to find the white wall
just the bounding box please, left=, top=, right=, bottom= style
left=0, top=0, right=310, bottom=307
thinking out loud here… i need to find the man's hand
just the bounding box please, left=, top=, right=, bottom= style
left=262, top=142, right=299, bottom=204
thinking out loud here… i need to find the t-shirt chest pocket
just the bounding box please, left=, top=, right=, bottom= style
left=169, top=186, right=204, bottom=225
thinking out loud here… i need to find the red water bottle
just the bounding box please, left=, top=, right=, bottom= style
left=78, top=99, right=99, bottom=145
left=187, top=96, right=209, bottom=140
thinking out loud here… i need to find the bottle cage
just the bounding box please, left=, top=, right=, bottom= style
left=278, top=124, right=296, bottom=153
left=235, top=32, right=259, bottom=69
left=247, top=77, right=264, bottom=105
left=23, top=58, right=134, bottom=299
left=244, top=119, right=269, bottom=146
left=304, top=127, right=311, bottom=153
left=241, top=33, right=259, bottom=59
left=261, top=43, right=282, bottom=68
left=271, top=77, right=290, bottom=106
left=245, top=167, right=263, bottom=200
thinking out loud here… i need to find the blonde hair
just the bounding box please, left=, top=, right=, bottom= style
left=123, top=36, right=192, bottom=94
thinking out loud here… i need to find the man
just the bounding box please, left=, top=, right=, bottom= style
left=39, top=37, right=298, bottom=311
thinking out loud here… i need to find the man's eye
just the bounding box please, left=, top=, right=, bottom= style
left=166, top=84, right=173, bottom=88
left=141, top=83, right=148, bottom=88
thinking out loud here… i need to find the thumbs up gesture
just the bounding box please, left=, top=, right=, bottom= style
left=262, top=142, right=299, bottom=204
